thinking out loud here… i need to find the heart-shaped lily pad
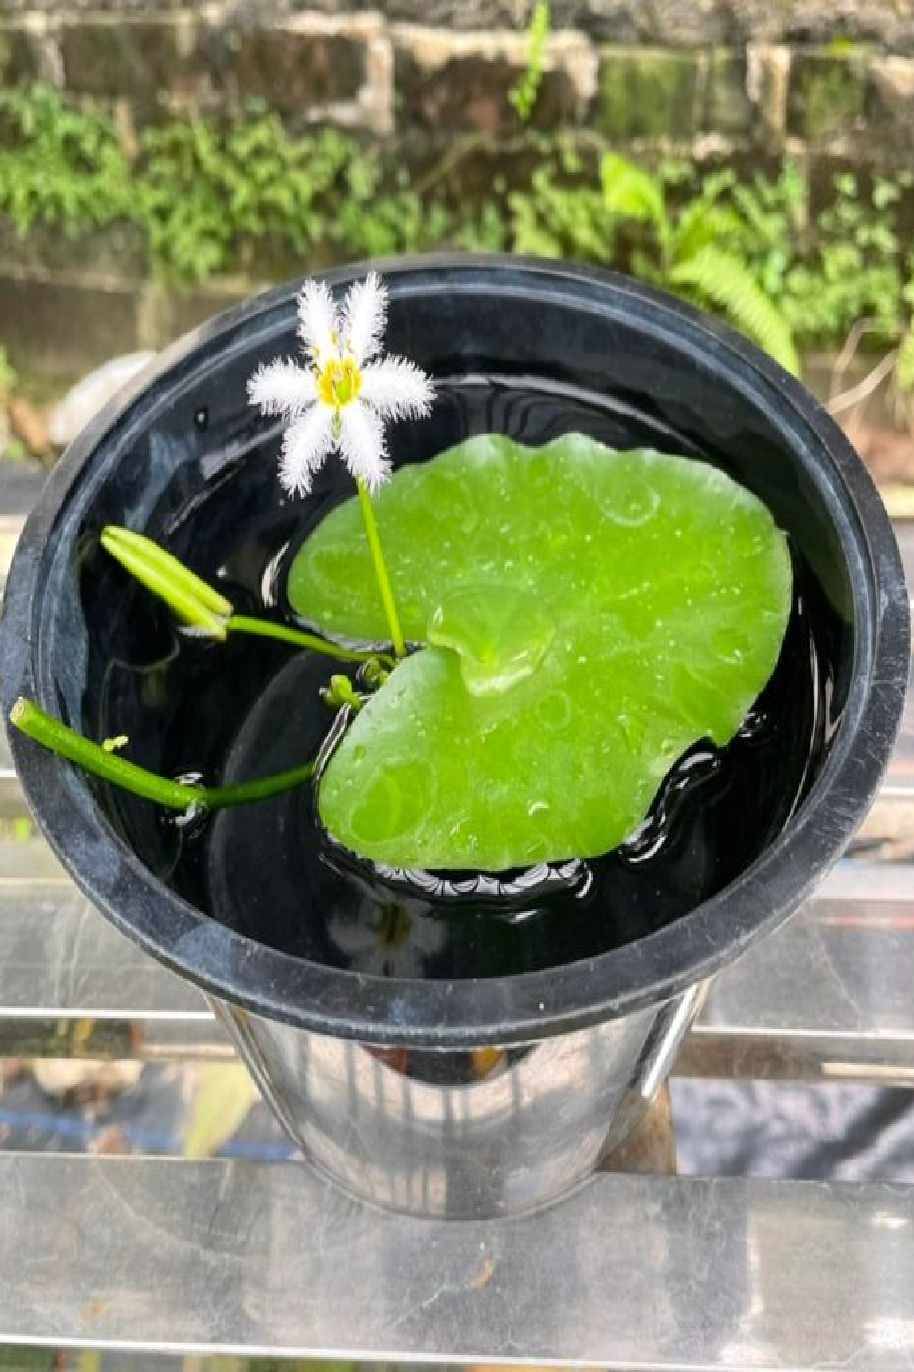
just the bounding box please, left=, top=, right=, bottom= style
left=289, top=434, right=791, bottom=871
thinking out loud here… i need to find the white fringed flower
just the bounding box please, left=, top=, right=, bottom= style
left=247, top=273, right=435, bottom=496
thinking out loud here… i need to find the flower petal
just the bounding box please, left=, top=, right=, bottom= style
left=342, top=271, right=387, bottom=365
left=247, top=358, right=316, bottom=417
left=338, top=400, right=391, bottom=492
left=279, top=405, right=335, bottom=497
left=360, top=356, right=435, bottom=421
left=297, top=279, right=338, bottom=358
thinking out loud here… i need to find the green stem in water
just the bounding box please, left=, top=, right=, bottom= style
left=10, top=697, right=314, bottom=811
left=227, top=615, right=390, bottom=667
left=202, top=761, right=316, bottom=808
left=356, top=478, right=406, bottom=658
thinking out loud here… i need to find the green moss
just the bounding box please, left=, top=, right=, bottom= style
left=596, top=48, right=702, bottom=141
left=702, top=50, right=753, bottom=137
left=788, top=51, right=867, bottom=142
left=826, top=37, right=861, bottom=58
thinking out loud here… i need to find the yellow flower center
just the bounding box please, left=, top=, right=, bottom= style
left=317, top=354, right=362, bottom=409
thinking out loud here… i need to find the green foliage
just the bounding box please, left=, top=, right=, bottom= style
left=292, top=435, right=791, bottom=870
left=599, top=153, right=799, bottom=371
left=895, top=326, right=914, bottom=396
left=601, top=151, right=666, bottom=228
left=671, top=246, right=800, bottom=374
left=0, top=84, right=131, bottom=235
left=728, top=164, right=905, bottom=344
left=5, top=83, right=914, bottom=370
left=334, top=162, right=452, bottom=258
left=510, top=165, right=612, bottom=259
left=508, top=1, right=551, bottom=124
left=504, top=138, right=611, bottom=259
left=455, top=199, right=510, bottom=252
left=723, top=161, right=807, bottom=300
left=139, top=109, right=361, bottom=280
left=0, top=86, right=451, bottom=283
left=786, top=177, right=900, bottom=339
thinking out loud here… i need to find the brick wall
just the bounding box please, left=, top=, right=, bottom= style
left=2, top=1, right=914, bottom=378
left=4, top=4, right=914, bottom=148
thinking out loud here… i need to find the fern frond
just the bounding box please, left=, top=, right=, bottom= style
left=600, top=153, right=667, bottom=234
left=507, top=171, right=612, bottom=261
left=670, top=245, right=800, bottom=374
left=731, top=183, right=780, bottom=247
left=672, top=203, right=744, bottom=264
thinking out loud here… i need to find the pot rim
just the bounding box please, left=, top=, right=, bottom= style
left=2, top=253, right=910, bottom=1046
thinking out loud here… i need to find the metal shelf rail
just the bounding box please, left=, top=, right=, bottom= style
left=2, top=512, right=914, bottom=1368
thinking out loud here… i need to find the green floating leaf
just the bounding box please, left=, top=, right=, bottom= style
left=289, top=435, right=791, bottom=871
left=427, top=582, right=556, bottom=696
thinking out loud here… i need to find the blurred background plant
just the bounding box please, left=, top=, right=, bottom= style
left=5, top=83, right=914, bottom=347
left=2, top=0, right=914, bottom=484
left=5, top=83, right=914, bottom=353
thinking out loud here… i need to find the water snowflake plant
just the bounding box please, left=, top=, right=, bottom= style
left=247, top=271, right=434, bottom=656
left=10, top=271, right=792, bottom=878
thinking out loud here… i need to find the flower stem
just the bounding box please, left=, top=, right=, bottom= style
left=202, top=760, right=315, bottom=808
left=9, top=697, right=313, bottom=811
left=356, top=478, right=406, bottom=658
left=227, top=615, right=389, bottom=666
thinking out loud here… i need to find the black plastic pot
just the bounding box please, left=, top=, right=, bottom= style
left=2, top=256, right=908, bottom=1216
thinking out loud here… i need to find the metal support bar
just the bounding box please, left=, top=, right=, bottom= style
left=683, top=861, right=914, bottom=1085
left=0, top=1153, right=912, bottom=1368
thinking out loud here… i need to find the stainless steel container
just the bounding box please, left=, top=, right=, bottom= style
left=212, top=984, right=706, bottom=1217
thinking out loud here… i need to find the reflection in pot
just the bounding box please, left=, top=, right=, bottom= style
left=211, top=982, right=708, bottom=1218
